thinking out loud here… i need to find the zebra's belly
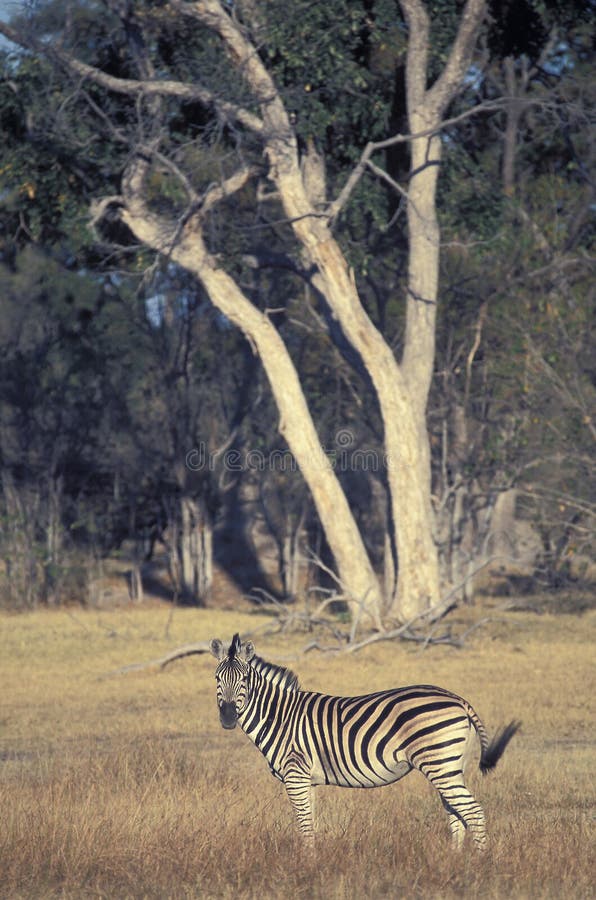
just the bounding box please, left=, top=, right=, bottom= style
left=311, top=757, right=411, bottom=788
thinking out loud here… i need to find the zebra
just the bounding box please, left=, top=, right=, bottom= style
left=210, top=633, right=520, bottom=850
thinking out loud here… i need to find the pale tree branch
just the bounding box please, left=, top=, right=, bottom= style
left=365, top=159, right=409, bottom=203
left=398, top=0, right=430, bottom=111
left=427, top=0, right=488, bottom=114
left=102, top=624, right=277, bottom=676
left=170, top=0, right=290, bottom=133
left=0, top=20, right=265, bottom=135
left=103, top=641, right=212, bottom=676
left=113, top=147, right=259, bottom=259
left=328, top=100, right=511, bottom=222
left=170, top=0, right=316, bottom=232
left=200, top=164, right=260, bottom=215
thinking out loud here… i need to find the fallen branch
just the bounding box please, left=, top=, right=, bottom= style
left=103, top=622, right=279, bottom=677
left=302, top=597, right=521, bottom=656
left=250, top=585, right=350, bottom=641
left=102, top=641, right=213, bottom=676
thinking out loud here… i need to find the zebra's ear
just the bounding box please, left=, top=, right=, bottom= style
left=242, top=640, right=255, bottom=662
left=210, top=639, right=225, bottom=660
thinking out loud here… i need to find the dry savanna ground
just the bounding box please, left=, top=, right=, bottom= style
left=0, top=598, right=594, bottom=899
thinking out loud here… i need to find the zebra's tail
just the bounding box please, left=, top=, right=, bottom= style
left=479, top=720, right=522, bottom=774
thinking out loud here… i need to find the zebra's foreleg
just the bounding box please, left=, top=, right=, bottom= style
left=284, top=778, right=315, bottom=845
left=281, top=751, right=315, bottom=845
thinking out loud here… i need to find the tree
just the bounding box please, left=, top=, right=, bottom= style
left=0, top=0, right=490, bottom=624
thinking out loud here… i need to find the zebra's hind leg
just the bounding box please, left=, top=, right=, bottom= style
left=440, top=796, right=466, bottom=850
left=435, top=780, right=488, bottom=851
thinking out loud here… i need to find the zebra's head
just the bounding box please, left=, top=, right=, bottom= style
left=210, top=633, right=255, bottom=729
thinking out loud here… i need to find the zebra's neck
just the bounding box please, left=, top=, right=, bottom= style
left=238, top=663, right=300, bottom=753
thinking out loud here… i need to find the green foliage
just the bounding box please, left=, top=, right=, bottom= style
left=0, top=49, right=124, bottom=259
left=259, top=0, right=395, bottom=148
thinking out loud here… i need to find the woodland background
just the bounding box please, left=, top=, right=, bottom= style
left=0, top=8, right=594, bottom=896
left=0, top=0, right=593, bottom=619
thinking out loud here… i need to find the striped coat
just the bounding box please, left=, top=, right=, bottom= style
left=211, top=634, right=520, bottom=849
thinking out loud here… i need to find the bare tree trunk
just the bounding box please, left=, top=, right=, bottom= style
left=114, top=160, right=383, bottom=626
left=12, top=0, right=488, bottom=626
left=180, top=495, right=196, bottom=600
left=128, top=563, right=144, bottom=603
left=382, top=530, right=396, bottom=615
left=280, top=504, right=307, bottom=600
left=502, top=56, right=522, bottom=197
left=201, top=504, right=213, bottom=601
left=162, top=503, right=182, bottom=600
left=177, top=495, right=213, bottom=605
left=45, top=475, right=64, bottom=605
left=259, top=482, right=307, bottom=601
left=292, top=0, right=486, bottom=620
left=384, top=0, right=487, bottom=618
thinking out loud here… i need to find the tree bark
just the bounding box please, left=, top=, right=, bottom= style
left=116, top=157, right=383, bottom=626
left=2, top=0, right=487, bottom=625
left=179, top=0, right=444, bottom=620
left=179, top=495, right=212, bottom=605
left=122, top=0, right=486, bottom=623
left=390, top=0, right=487, bottom=618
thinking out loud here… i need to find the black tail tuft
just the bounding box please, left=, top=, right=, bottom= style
left=480, top=720, right=521, bottom=774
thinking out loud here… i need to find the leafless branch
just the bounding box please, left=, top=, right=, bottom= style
left=518, top=488, right=595, bottom=519
left=365, top=160, right=408, bottom=200
left=0, top=20, right=265, bottom=135
left=250, top=587, right=347, bottom=641
left=426, top=0, right=488, bottom=114
left=102, top=621, right=280, bottom=676
left=327, top=98, right=548, bottom=222
left=200, top=165, right=260, bottom=215
left=464, top=302, right=488, bottom=412
left=102, top=641, right=212, bottom=676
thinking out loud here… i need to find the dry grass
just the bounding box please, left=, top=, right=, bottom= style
left=0, top=601, right=594, bottom=899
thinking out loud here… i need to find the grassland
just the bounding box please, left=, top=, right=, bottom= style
left=0, top=599, right=594, bottom=899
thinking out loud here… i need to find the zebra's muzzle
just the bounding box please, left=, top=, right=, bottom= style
left=219, top=702, right=238, bottom=729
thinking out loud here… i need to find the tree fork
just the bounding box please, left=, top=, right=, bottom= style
left=115, top=158, right=384, bottom=628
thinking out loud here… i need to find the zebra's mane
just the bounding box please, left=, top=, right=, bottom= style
left=250, top=654, right=300, bottom=691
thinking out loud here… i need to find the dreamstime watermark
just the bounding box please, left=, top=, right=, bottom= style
left=185, top=429, right=394, bottom=473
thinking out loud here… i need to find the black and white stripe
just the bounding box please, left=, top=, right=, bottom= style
left=210, top=633, right=520, bottom=849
